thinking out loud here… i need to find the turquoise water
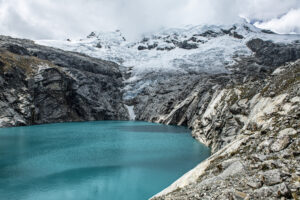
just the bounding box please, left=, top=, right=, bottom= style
left=0, top=121, right=210, bottom=200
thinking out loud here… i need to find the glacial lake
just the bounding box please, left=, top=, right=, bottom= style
left=0, top=121, right=210, bottom=200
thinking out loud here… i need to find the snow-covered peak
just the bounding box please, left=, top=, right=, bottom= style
left=36, top=21, right=300, bottom=99
left=141, top=21, right=260, bottom=39
left=86, top=30, right=126, bottom=47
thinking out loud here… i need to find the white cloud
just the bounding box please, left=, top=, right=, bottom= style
left=255, top=8, right=300, bottom=34
left=0, top=0, right=299, bottom=40
left=239, top=0, right=300, bottom=20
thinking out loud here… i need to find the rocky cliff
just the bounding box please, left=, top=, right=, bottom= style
left=0, top=36, right=128, bottom=127
left=148, top=40, right=300, bottom=199
left=134, top=39, right=300, bottom=152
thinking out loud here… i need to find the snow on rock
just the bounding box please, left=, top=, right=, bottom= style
left=35, top=20, right=300, bottom=99
left=125, top=105, right=136, bottom=120
left=34, top=63, right=52, bottom=82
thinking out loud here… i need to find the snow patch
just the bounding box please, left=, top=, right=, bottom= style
left=34, top=64, right=52, bottom=82
left=125, top=105, right=136, bottom=120
left=272, top=66, right=286, bottom=75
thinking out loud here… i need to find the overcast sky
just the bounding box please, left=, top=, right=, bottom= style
left=0, top=0, right=299, bottom=40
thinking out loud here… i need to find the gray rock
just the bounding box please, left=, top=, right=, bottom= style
left=0, top=36, right=129, bottom=127
left=246, top=38, right=300, bottom=67
left=219, top=160, right=245, bottom=179
left=151, top=55, right=300, bottom=199
left=260, top=170, right=282, bottom=186
left=271, top=136, right=290, bottom=152
left=277, top=183, right=291, bottom=198
left=247, top=180, right=262, bottom=189
left=278, top=128, right=297, bottom=137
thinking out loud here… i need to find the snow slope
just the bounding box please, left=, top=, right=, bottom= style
left=36, top=20, right=300, bottom=99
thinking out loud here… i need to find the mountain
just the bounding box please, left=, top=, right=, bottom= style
left=1, top=20, right=300, bottom=199
left=36, top=21, right=300, bottom=101
left=0, top=36, right=128, bottom=127
left=152, top=59, right=300, bottom=199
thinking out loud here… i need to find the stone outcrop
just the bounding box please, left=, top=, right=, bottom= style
left=133, top=38, right=300, bottom=153
left=0, top=36, right=128, bottom=127
left=130, top=38, right=300, bottom=199
left=151, top=60, right=300, bottom=200
left=138, top=40, right=300, bottom=199
left=246, top=38, right=300, bottom=67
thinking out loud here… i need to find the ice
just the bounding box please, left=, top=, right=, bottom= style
left=125, top=105, right=136, bottom=120
left=35, top=21, right=300, bottom=99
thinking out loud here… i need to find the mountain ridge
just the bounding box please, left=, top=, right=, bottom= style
left=36, top=21, right=300, bottom=101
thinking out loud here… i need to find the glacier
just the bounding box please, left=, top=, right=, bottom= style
left=36, top=20, right=300, bottom=100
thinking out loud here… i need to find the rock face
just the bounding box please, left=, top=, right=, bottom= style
left=246, top=38, right=300, bottom=67
left=0, top=36, right=128, bottom=127
left=134, top=39, right=300, bottom=153
left=147, top=41, right=300, bottom=199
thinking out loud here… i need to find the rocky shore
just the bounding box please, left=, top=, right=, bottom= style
left=150, top=59, right=300, bottom=200
left=136, top=40, right=300, bottom=199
